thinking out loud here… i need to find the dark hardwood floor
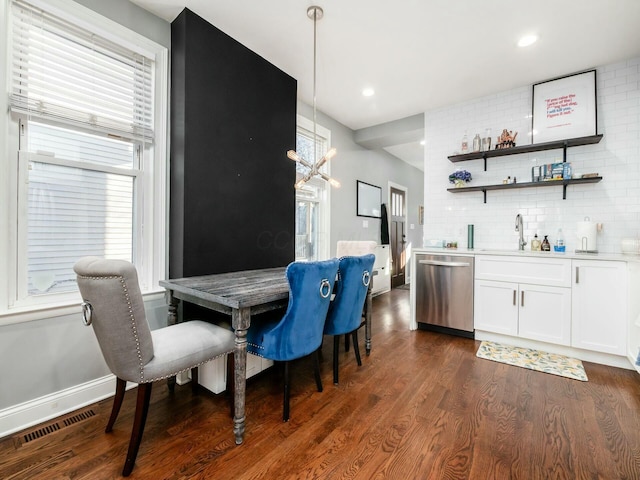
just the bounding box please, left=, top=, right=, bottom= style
left=2, top=288, right=639, bottom=479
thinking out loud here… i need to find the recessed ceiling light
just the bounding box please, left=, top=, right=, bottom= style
left=518, top=34, right=538, bottom=47
left=362, top=87, right=375, bottom=97
left=420, top=140, right=425, bottom=146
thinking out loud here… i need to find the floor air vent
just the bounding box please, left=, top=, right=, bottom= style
left=23, top=423, right=61, bottom=443
left=62, top=409, right=96, bottom=427
left=20, top=408, right=96, bottom=445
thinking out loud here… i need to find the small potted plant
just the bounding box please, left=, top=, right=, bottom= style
left=449, top=169, right=472, bottom=188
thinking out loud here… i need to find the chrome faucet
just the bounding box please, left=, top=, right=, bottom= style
left=515, top=214, right=527, bottom=250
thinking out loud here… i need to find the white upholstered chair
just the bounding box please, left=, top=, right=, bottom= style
left=336, top=240, right=377, bottom=258
left=74, top=256, right=235, bottom=477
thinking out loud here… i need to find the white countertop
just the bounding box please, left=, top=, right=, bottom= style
left=413, top=247, right=640, bottom=262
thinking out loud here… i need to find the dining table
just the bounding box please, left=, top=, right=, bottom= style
left=159, top=265, right=374, bottom=445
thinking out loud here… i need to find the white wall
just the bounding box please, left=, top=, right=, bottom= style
left=423, top=57, right=640, bottom=253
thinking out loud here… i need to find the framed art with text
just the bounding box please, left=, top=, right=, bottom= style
left=532, top=70, right=597, bottom=144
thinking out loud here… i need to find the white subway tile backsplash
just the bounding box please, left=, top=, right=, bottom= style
left=423, top=56, right=640, bottom=254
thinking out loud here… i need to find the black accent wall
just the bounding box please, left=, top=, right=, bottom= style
left=170, top=8, right=297, bottom=278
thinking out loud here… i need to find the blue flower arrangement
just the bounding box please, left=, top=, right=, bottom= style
left=449, top=169, right=472, bottom=184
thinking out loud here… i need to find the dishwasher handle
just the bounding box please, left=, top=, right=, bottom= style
left=419, top=259, right=471, bottom=267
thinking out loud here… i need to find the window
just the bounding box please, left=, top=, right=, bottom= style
left=2, top=0, right=168, bottom=314
left=294, top=115, right=331, bottom=262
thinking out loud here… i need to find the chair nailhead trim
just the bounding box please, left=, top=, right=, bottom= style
left=247, top=342, right=266, bottom=359
left=78, top=274, right=145, bottom=383
left=144, top=352, right=233, bottom=383
left=115, top=277, right=146, bottom=383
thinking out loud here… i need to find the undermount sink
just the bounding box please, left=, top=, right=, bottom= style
left=475, top=248, right=566, bottom=255
left=475, top=248, right=521, bottom=252
left=475, top=248, right=546, bottom=255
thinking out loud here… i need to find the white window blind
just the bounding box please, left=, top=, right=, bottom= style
left=22, top=122, right=138, bottom=296
left=9, top=0, right=154, bottom=142
left=25, top=157, right=135, bottom=295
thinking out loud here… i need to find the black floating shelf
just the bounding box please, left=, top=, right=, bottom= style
left=447, top=176, right=603, bottom=203
left=448, top=134, right=603, bottom=168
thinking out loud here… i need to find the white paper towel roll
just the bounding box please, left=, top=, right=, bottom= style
left=576, top=221, right=597, bottom=251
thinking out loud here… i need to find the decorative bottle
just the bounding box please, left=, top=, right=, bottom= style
left=461, top=131, right=468, bottom=153
left=541, top=235, right=551, bottom=251
left=483, top=128, right=492, bottom=151
left=472, top=133, right=481, bottom=152
left=531, top=234, right=541, bottom=251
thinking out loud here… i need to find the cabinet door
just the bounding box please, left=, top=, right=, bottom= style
left=518, top=285, right=572, bottom=346
left=572, top=260, right=627, bottom=355
left=474, top=280, right=518, bottom=335
left=372, top=245, right=390, bottom=295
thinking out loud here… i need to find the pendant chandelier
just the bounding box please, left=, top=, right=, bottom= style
left=287, top=5, right=340, bottom=189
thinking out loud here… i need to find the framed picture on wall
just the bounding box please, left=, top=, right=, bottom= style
left=356, top=180, right=382, bottom=218
left=532, top=70, right=597, bottom=144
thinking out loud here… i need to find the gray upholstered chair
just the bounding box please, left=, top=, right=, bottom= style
left=73, top=256, right=235, bottom=477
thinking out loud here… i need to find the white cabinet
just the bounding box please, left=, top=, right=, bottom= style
left=518, top=283, right=572, bottom=345
left=571, top=260, right=627, bottom=355
left=198, top=353, right=273, bottom=394
left=246, top=353, right=274, bottom=378
left=474, top=256, right=572, bottom=346
left=465, top=251, right=638, bottom=368
left=475, top=280, right=571, bottom=345
left=475, top=280, right=518, bottom=336
left=372, top=245, right=391, bottom=296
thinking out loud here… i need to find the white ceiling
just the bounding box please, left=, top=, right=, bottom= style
left=130, top=0, right=640, bottom=170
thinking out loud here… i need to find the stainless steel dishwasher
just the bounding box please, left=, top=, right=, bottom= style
left=415, top=253, right=474, bottom=338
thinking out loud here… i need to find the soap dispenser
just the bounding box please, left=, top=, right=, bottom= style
left=555, top=228, right=566, bottom=252
left=541, top=235, right=551, bottom=251
left=531, top=234, right=541, bottom=251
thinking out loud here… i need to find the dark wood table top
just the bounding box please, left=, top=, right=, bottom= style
left=159, top=267, right=289, bottom=310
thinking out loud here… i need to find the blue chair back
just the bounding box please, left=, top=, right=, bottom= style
left=248, top=259, right=339, bottom=361
left=324, top=254, right=376, bottom=336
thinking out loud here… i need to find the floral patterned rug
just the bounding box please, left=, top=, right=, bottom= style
left=476, top=341, right=588, bottom=381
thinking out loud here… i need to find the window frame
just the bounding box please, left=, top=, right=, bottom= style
left=295, top=114, right=332, bottom=262
left=0, top=0, right=168, bottom=323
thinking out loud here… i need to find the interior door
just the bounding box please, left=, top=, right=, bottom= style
left=390, top=187, right=406, bottom=288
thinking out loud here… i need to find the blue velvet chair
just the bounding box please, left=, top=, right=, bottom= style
left=323, top=254, right=376, bottom=384
left=247, top=259, right=339, bottom=421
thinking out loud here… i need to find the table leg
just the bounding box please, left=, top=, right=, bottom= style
left=166, top=290, right=179, bottom=391
left=232, top=307, right=250, bottom=445
left=365, top=287, right=373, bottom=355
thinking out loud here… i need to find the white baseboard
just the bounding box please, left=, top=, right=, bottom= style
left=0, top=374, right=119, bottom=439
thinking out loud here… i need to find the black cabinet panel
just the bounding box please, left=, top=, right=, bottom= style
left=170, top=9, right=296, bottom=278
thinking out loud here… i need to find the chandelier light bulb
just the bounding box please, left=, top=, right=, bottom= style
left=324, top=147, right=337, bottom=160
